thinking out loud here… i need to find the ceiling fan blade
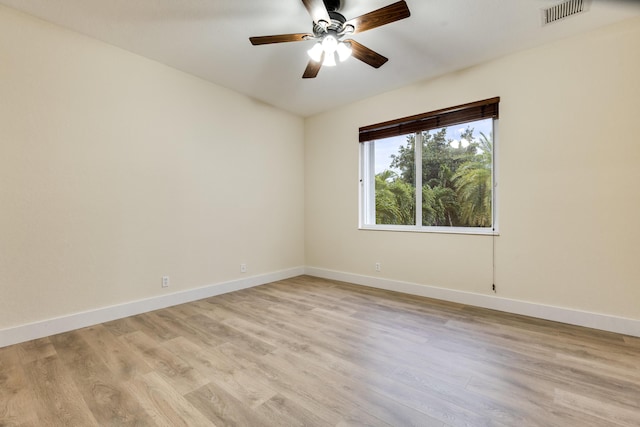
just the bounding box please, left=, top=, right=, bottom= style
left=301, top=0, right=331, bottom=25
left=250, top=33, right=313, bottom=45
left=303, top=56, right=323, bottom=79
left=348, top=40, right=388, bottom=68
left=345, top=1, right=411, bottom=34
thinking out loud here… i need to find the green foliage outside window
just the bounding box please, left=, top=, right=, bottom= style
left=375, top=126, right=493, bottom=227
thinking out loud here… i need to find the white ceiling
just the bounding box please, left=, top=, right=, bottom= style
left=1, top=0, right=639, bottom=116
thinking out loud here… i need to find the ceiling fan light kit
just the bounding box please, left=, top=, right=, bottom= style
left=307, top=35, right=352, bottom=66
left=250, top=0, right=411, bottom=78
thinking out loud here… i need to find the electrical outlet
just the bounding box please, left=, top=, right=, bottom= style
left=240, top=263, right=247, bottom=273
left=162, top=276, right=170, bottom=288
left=375, top=262, right=381, bottom=272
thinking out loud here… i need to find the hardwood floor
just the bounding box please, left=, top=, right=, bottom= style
left=1, top=275, right=639, bottom=426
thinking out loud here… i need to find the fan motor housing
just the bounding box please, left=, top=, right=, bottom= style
left=313, top=10, right=347, bottom=36
left=323, top=0, right=341, bottom=12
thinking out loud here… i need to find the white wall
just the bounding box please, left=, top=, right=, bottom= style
left=305, top=17, right=640, bottom=323
left=0, top=5, right=305, bottom=332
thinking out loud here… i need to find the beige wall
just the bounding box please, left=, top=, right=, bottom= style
left=305, top=17, right=640, bottom=320
left=0, top=6, right=305, bottom=329
left=2, top=2, right=639, bottom=334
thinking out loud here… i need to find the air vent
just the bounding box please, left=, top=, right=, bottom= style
left=543, top=0, right=587, bottom=25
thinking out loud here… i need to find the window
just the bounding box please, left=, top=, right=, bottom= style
left=359, top=98, right=499, bottom=234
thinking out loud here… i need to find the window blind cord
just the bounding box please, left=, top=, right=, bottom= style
left=492, top=226, right=496, bottom=293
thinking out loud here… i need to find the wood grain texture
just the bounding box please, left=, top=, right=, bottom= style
left=301, top=0, right=331, bottom=24
left=1, top=275, right=639, bottom=426
left=349, top=40, right=389, bottom=68
left=303, top=58, right=323, bottom=79
left=346, top=0, right=411, bottom=34
left=249, top=33, right=312, bottom=45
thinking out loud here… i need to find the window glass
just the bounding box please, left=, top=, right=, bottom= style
left=421, top=119, right=493, bottom=227
left=373, top=134, right=415, bottom=225
left=362, top=118, right=495, bottom=232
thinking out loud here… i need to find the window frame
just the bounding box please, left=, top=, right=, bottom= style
left=358, top=98, right=500, bottom=235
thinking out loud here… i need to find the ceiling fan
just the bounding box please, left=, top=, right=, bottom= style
left=249, top=0, right=411, bottom=79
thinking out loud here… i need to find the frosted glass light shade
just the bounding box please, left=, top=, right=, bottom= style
left=307, top=42, right=324, bottom=63
left=323, top=52, right=337, bottom=67
left=337, top=42, right=352, bottom=62
left=321, top=35, right=338, bottom=54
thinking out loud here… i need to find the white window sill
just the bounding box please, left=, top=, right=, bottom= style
left=359, top=225, right=499, bottom=236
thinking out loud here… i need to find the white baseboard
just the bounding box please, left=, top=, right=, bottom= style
left=0, top=267, right=305, bottom=348
left=305, top=267, right=640, bottom=338
left=3, top=265, right=638, bottom=348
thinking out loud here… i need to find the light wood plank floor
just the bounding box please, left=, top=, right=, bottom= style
left=1, top=275, right=639, bottom=426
